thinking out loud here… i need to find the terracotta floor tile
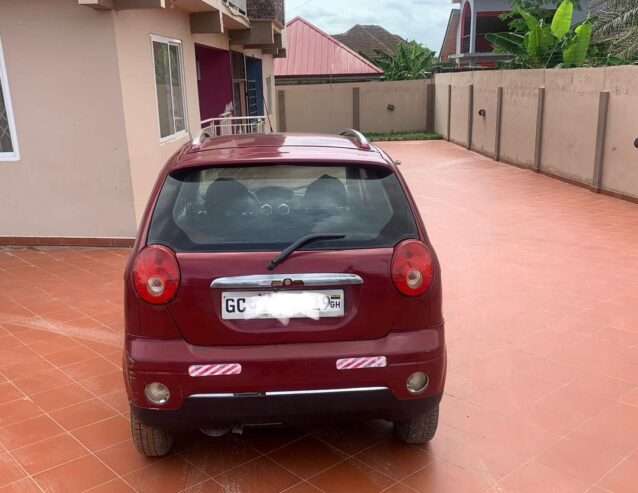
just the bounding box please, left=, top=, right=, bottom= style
left=2, top=357, right=55, bottom=381
left=0, top=478, right=41, bottom=493
left=354, top=441, right=432, bottom=481
left=537, top=434, right=628, bottom=484
left=279, top=482, right=324, bottom=493
left=79, top=371, right=124, bottom=396
left=313, top=420, right=394, bottom=455
left=96, top=440, right=158, bottom=476
left=30, top=382, right=93, bottom=412
left=61, top=357, right=118, bottom=381
left=184, top=479, right=224, bottom=493
left=620, top=387, right=638, bottom=407
left=124, top=456, right=209, bottom=493
left=0, top=384, right=24, bottom=406
left=310, top=459, right=394, bottom=493
left=0, top=399, right=43, bottom=428
left=215, top=456, right=300, bottom=493
left=0, top=453, right=26, bottom=488
left=597, top=450, right=638, bottom=493
left=497, top=460, right=590, bottom=493
left=574, top=403, right=638, bottom=451
left=50, top=398, right=117, bottom=431
left=403, top=459, right=496, bottom=493
left=182, top=434, right=261, bottom=477
left=34, top=455, right=115, bottom=493
left=72, top=415, right=130, bottom=452
left=270, top=436, right=346, bottom=480
left=181, top=478, right=225, bottom=493
left=13, top=367, right=74, bottom=395
left=241, top=426, right=307, bottom=455
left=529, top=385, right=612, bottom=435
left=12, top=433, right=88, bottom=475
left=85, top=479, right=136, bottom=493
left=0, top=415, right=64, bottom=450
left=44, top=346, right=98, bottom=368
left=99, top=388, right=129, bottom=415
left=383, top=484, right=420, bottom=493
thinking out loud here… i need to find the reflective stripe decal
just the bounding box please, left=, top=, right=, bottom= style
left=336, top=356, right=387, bottom=370
left=189, top=364, right=242, bottom=377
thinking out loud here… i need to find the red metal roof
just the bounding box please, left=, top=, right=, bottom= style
left=274, top=17, right=384, bottom=78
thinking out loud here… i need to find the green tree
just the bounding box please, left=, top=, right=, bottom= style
left=374, top=41, right=435, bottom=80
left=487, top=0, right=593, bottom=67
left=592, top=0, right=638, bottom=59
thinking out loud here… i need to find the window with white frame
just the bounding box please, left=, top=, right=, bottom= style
left=0, top=36, right=19, bottom=161
left=151, top=35, right=187, bottom=141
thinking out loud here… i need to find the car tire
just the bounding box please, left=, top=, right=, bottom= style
left=130, top=411, right=174, bottom=457
left=394, top=404, right=439, bottom=445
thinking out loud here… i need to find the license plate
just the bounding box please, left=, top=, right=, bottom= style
left=222, top=290, right=345, bottom=321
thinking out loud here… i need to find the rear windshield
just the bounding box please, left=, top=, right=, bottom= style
left=148, top=165, right=418, bottom=252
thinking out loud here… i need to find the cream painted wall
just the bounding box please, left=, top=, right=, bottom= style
left=113, top=8, right=203, bottom=224
left=0, top=0, right=136, bottom=238
left=448, top=72, right=473, bottom=147
left=279, top=83, right=354, bottom=134
left=602, top=66, right=638, bottom=199
left=542, top=68, right=603, bottom=184
left=500, top=69, right=544, bottom=168
left=471, top=71, right=502, bottom=158
left=435, top=66, right=638, bottom=200
left=434, top=73, right=451, bottom=138
left=360, top=80, right=429, bottom=133
left=277, top=80, right=431, bottom=134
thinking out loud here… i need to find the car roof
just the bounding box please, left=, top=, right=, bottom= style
left=169, top=133, right=394, bottom=172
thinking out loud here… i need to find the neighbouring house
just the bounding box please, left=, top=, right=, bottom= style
left=0, top=0, right=286, bottom=243
left=439, top=9, right=460, bottom=63
left=440, top=0, right=591, bottom=67
left=333, top=25, right=406, bottom=61
left=274, top=17, right=383, bottom=85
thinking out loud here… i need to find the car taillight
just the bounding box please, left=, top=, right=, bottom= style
left=132, top=245, right=180, bottom=305
left=391, top=240, right=434, bottom=297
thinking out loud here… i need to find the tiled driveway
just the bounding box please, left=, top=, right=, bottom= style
left=1, top=141, right=638, bottom=493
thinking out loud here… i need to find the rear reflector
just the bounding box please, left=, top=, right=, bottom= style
left=189, top=364, right=242, bottom=377
left=336, top=356, right=387, bottom=370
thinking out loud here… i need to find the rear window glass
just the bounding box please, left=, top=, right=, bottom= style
left=148, top=165, right=418, bottom=252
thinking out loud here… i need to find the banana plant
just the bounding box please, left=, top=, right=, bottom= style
left=486, top=0, right=593, bottom=68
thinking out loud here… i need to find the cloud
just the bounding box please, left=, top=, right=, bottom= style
left=286, top=0, right=455, bottom=52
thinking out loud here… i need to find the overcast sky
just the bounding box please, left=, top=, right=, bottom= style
left=286, top=0, right=456, bottom=53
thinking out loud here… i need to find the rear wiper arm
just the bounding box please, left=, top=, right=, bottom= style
left=268, top=234, right=347, bottom=271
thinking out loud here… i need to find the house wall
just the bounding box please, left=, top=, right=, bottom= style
left=276, top=80, right=432, bottom=134
left=433, top=66, right=638, bottom=201
left=113, top=8, right=204, bottom=226
left=0, top=0, right=136, bottom=239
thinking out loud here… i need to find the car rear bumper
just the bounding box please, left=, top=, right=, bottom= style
left=124, top=327, right=446, bottom=428
left=132, top=388, right=442, bottom=430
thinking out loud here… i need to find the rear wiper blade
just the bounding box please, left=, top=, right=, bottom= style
left=268, top=234, right=346, bottom=271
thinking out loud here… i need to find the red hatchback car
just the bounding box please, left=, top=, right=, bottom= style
left=124, top=130, right=446, bottom=457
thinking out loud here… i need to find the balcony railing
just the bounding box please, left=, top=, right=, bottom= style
left=202, top=114, right=267, bottom=136
left=224, top=0, right=247, bottom=15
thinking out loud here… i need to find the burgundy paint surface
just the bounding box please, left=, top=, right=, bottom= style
left=195, top=44, right=233, bottom=121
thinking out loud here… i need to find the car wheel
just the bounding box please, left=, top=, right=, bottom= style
left=394, top=404, right=439, bottom=445
left=130, top=411, right=174, bottom=457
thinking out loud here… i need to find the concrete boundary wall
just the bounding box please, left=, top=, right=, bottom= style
left=276, top=80, right=433, bottom=134
left=434, top=66, right=638, bottom=201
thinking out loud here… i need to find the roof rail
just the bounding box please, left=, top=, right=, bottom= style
left=191, top=130, right=212, bottom=147
left=339, top=129, right=372, bottom=151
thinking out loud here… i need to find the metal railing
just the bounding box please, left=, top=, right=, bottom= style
left=224, top=0, right=247, bottom=15
left=201, top=114, right=267, bottom=136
